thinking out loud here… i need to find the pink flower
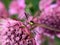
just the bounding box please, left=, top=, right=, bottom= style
left=9, top=1, right=19, bottom=15
left=0, top=2, right=8, bottom=18
left=57, top=0, right=60, bottom=5
left=35, top=34, right=43, bottom=45
left=31, top=27, right=44, bottom=45
left=9, top=0, right=26, bottom=19
left=0, top=18, right=35, bottom=45
left=39, top=0, right=52, bottom=11
left=39, top=0, right=60, bottom=38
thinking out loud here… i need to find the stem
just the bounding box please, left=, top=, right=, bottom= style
left=30, top=23, right=60, bottom=32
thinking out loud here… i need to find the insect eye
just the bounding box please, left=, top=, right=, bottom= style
left=29, top=21, right=34, bottom=25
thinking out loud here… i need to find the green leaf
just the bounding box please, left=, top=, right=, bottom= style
left=10, top=14, right=18, bottom=19
left=30, top=0, right=40, bottom=15
left=2, top=0, right=11, bottom=9
left=25, top=0, right=40, bottom=15
left=54, top=36, right=60, bottom=45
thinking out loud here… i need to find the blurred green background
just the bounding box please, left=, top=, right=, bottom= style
left=2, top=0, right=40, bottom=15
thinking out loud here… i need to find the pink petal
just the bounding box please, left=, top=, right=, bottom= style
left=18, top=10, right=25, bottom=19
left=39, top=0, right=52, bottom=11
left=9, top=1, right=18, bottom=15
left=9, top=8, right=18, bottom=15
left=35, top=34, right=44, bottom=45
left=9, top=0, right=26, bottom=20
left=17, top=0, right=26, bottom=9
left=57, top=0, right=60, bottom=5
left=0, top=2, right=8, bottom=18
left=56, top=33, right=60, bottom=38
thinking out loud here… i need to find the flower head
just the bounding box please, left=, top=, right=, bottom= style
left=0, top=18, right=35, bottom=45
left=9, top=0, right=26, bottom=20
left=39, top=0, right=60, bottom=38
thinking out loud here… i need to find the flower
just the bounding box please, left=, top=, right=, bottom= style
left=32, top=27, right=45, bottom=45
left=39, top=0, right=52, bottom=11
left=39, top=0, right=60, bottom=38
left=0, top=2, right=8, bottom=18
left=0, top=18, right=35, bottom=45
left=9, top=0, right=26, bottom=20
